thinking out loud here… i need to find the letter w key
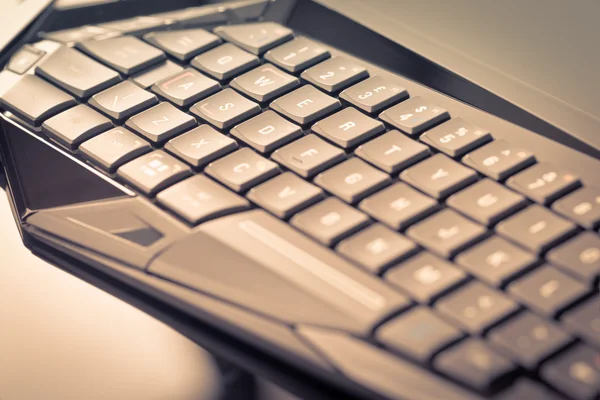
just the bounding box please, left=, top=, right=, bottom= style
left=231, top=64, right=300, bottom=103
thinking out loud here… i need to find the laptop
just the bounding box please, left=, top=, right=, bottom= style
left=0, top=1, right=598, bottom=399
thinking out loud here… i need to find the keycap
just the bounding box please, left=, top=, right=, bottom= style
left=271, top=134, right=345, bottom=178
left=336, top=224, right=417, bottom=274
left=494, top=379, right=564, bottom=400
left=547, top=233, right=600, bottom=285
left=359, top=182, right=439, bottom=230
left=386, top=252, right=467, bottom=303
left=8, top=45, right=45, bottom=74
left=540, top=344, right=600, bottom=400
left=190, top=88, right=261, bottom=130
left=191, top=43, right=260, bottom=81
left=496, top=205, right=577, bottom=254
left=436, top=282, right=519, bottom=334
left=314, top=158, right=391, bottom=204
left=230, top=110, right=302, bottom=154
left=507, top=162, right=581, bottom=205
left=204, top=148, right=279, bottom=192
left=379, top=97, right=449, bottom=135
left=117, top=150, right=191, bottom=196
left=125, top=102, right=196, bottom=144
left=152, top=68, right=220, bottom=107
left=508, top=265, right=589, bottom=317
left=264, top=36, right=330, bottom=73
left=488, top=312, right=572, bottom=369
left=230, top=63, right=300, bottom=103
left=0, top=75, right=76, bottom=126
left=311, top=107, right=385, bottom=149
left=77, top=36, right=166, bottom=75
left=420, top=118, right=492, bottom=158
left=144, top=29, right=221, bottom=61
left=355, top=130, right=430, bottom=174
left=462, top=139, right=535, bottom=181
left=407, top=209, right=487, bottom=258
left=35, top=47, right=121, bottom=99
left=132, top=60, right=184, bottom=89
left=301, top=56, right=368, bottom=93
left=270, top=85, right=341, bottom=127
left=400, top=153, right=478, bottom=199
left=455, top=237, right=537, bottom=287
left=247, top=172, right=324, bottom=219
left=157, top=175, right=250, bottom=225
left=88, top=81, right=158, bottom=121
left=434, top=339, right=516, bottom=392
left=447, top=179, right=527, bottom=226
left=214, top=22, right=293, bottom=55
left=165, top=125, right=238, bottom=168
left=290, top=197, right=370, bottom=246
left=553, top=187, right=600, bottom=229
left=42, top=104, right=112, bottom=150
left=79, top=127, right=151, bottom=172
left=339, top=76, right=408, bottom=114
left=377, top=307, right=463, bottom=363
left=562, top=297, right=600, bottom=348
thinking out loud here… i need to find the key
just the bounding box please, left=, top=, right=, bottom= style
left=290, top=197, right=370, bottom=246
left=407, top=209, right=487, bottom=258
left=462, top=139, right=535, bottom=181
left=117, top=150, right=191, bottom=196
left=230, top=110, right=302, bottom=154
left=508, top=265, right=589, bottom=317
left=488, top=312, right=572, bottom=369
left=35, top=46, right=121, bottom=99
left=204, top=148, right=279, bottom=192
left=547, top=233, right=600, bottom=285
left=132, top=60, right=184, bottom=89
left=214, top=22, right=293, bottom=55
left=507, top=162, right=581, bottom=205
left=496, top=205, right=577, bottom=254
left=562, top=297, right=600, bottom=348
left=455, top=236, right=537, bottom=287
left=165, top=125, right=237, bottom=168
left=191, top=43, right=260, bottom=81
left=144, top=29, right=221, bottom=61
left=77, top=36, right=166, bottom=75
left=190, top=88, right=261, bottom=130
left=8, top=45, right=45, bottom=75
left=447, top=179, right=527, bottom=226
left=339, top=76, right=408, bottom=114
left=157, top=175, right=250, bottom=225
left=311, top=107, right=385, bottom=149
left=400, top=154, right=478, bottom=199
left=434, top=339, right=516, bottom=392
left=42, top=104, right=112, bottom=150
left=88, top=81, right=158, bottom=121
left=355, top=130, right=430, bottom=174
left=359, top=182, right=439, bottom=230
left=386, top=252, right=467, bottom=303
left=380, top=97, right=449, bottom=135
left=125, top=102, right=196, bottom=144
left=540, top=344, right=600, bottom=400
left=271, top=134, right=345, bottom=178
left=495, top=379, right=565, bottom=400
left=79, top=127, right=151, bottom=172
left=553, top=187, right=600, bottom=229
left=230, top=63, right=300, bottom=103
left=152, top=68, right=220, bottom=107
left=377, top=307, right=463, bottom=363
left=436, top=282, right=520, bottom=334
left=336, top=224, right=417, bottom=274
left=0, top=75, right=76, bottom=126
left=247, top=172, right=324, bottom=219
left=420, top=118, right=492, bottom=158
left=264, top=36, right=330, bottom=73
left=270, top=85, right=342, bottom=126
left=301, top=56, right=368, bottom=93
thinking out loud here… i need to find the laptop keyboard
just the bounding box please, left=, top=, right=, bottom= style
left=1, top=19, right=599, bottom=400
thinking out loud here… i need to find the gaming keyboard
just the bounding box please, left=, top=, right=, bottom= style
left=0, top=2, right=599, bottom=399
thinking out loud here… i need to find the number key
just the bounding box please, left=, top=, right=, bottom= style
left=379, top=96, right=449, bottom=135
left=462, top=139, right=535, bottom=181
left=340, top=76, right=408, bottom=114
left=507, top=162, right=581, bottom=205
left=301, top=56, right=368, bottom=93
left=547, top=233, right=600, bottom=285
left=214, top=22, right=293, bottom=55
left=420, top=117, right=492, bottom=158
left=552, top=187, right=600, bottom=229
left=264, top=36, right=330, bottom=73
